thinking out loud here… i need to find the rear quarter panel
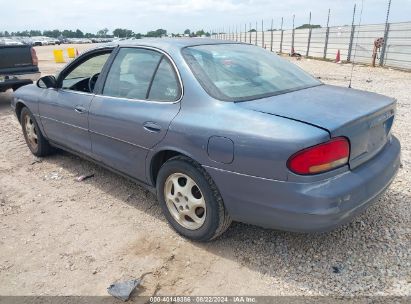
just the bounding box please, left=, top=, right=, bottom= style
left=147, top=50, right=330, bottom=181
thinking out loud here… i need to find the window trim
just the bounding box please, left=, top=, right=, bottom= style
left=97, top=46, right=184, bottom=104
left=56, top=47, right=115, bottom=92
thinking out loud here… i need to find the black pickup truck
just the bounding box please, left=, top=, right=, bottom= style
left=0, top=45, right=40, bottom=92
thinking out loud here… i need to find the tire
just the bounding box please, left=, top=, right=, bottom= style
left=156, top=156, right=232, bottom=242
left=20, top=107, right=53, bottom=157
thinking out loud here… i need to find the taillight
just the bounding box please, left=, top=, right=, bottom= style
left=30, top=47, right=38, bottom=66
left=287, top=137, right=350, bottom=175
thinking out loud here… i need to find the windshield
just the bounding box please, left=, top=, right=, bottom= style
left=182, top=43, right=321, bottom=102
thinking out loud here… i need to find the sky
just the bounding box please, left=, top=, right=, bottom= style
left=1, top=0, right=410, bottom=34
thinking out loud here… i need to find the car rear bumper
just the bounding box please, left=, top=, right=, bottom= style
left=204, top=135, right=401, bottom=232
left=0, top=72, right=40, bottom=90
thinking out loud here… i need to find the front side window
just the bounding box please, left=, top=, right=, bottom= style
left=103, top=48, right=180, bottom=101
left=61, top=52, right=111, bottom=92
left=182, top=44, right=321, bottom=102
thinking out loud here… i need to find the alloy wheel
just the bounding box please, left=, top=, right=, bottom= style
left=24, top=114, right=38, bottom=150
left=164, top=173, right=206, bottom=230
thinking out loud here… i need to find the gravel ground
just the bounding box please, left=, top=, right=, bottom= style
left=0, top=44, right=410, bottom=297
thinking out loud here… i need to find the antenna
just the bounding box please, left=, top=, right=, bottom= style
left=348, top=0, right=364, bottom=88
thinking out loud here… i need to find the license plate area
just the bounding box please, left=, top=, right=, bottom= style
left=367, top=123, right=387, bottom=153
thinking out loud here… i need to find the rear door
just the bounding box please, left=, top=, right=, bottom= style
left=89, top=47, right=182, bottom=182
left=39, top=49, right=113, bottom=155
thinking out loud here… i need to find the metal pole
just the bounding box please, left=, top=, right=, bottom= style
left=347, top=4, right=356, bottom=62
left=255, top=21, right=258, bottom=45
left=270, top=18, right=274, bottom=52
left=291, top=14, right=295, bottom=53
left=236, top=25, right=238, bottom=41
left=380, top=0, right=392, bottom=66
left=249, top=23, right=252, bottom=44
left=306, top=12, right=312, bottom=57
left=323, top=8, right=331, bottom=59
left=262, top=19, right=264, bottom=48
left=280, top=17, right=284, bottom=53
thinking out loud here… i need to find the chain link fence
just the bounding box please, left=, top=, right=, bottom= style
left=211, top=21, right=411, bottom=71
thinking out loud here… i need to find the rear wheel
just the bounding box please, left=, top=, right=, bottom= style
left=20, top=107, right=52, bottom=157
left=157, top=156, right=232, bottom=242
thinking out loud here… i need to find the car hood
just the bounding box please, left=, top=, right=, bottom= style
left=237, top=84, right=396, bottom=169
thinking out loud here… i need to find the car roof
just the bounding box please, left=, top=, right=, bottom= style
left=105, top=38, right=244, bottom=51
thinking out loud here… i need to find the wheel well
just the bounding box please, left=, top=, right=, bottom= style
left=15, top=102, right=26, bottom=123
left=150, top=150, right=186, bottom=186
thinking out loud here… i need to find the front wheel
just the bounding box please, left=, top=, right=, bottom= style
left=156, top=156, right=232, bottom=242
left=20, top=107, right=53, bottom=157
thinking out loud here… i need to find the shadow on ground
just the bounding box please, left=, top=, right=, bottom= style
left=38, top=147, right=409, bottom=295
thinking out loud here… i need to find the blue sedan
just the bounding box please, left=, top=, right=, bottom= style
left=12, top=39, right=401, bottom=241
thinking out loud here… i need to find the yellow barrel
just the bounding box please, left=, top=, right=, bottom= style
left=53, top=50, right=65, bottom=63
left=67, top=47, right=76, bottom=58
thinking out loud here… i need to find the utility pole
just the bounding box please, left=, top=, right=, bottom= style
left=380, top=0, right=392, bottom=66
left=249, top=23, right=252, bottom=44
left=280, top=17, right=284, bottom=53
left=262, top=19, right=264, bottom=48
left=291, top=14, right=295, bottom=54
left=347, top=4, right=357, bottom=62
left=255, top=21, right=258, bottom=45
left=323, top=8, right=331, bottom=59
left=306, top=12, right=312, bottom=57
left=270, top=18, right=274, bottom=52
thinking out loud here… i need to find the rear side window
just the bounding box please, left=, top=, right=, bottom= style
left=103, top=48, right=181, bottom=101
left=148, top=58, right=180, bottom=101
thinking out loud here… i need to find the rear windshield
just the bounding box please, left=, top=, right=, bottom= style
left=182, top=44, right=321, bottom=102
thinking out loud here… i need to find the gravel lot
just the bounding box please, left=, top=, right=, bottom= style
left=0, top=44, right=410, bottom=297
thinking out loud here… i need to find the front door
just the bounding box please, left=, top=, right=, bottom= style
left=39, top=50, right=112, bottom=155
left=89, top=47, right=182, bottom=182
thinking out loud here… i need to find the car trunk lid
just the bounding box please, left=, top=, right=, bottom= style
left=237, top=84, right=396, bottom=169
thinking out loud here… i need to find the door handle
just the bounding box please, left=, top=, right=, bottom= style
left=74, top=105, right=86, bottom=114
left=143, top=122, right=161, bottom=133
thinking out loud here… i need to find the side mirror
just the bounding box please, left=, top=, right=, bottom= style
left=37, top=75, right=57, bottom=89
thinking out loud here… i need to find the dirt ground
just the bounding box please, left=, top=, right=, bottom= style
left=0, top=43, right=410, bottom=297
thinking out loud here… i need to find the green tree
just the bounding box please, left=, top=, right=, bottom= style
left=113, top=28, right=134, bottom=38
left=195, top=29, right=205, bottom=37
left=85, top=32, right=96, bottom=38
left=184, top=29, right=190, bottom=35
left=296, top=24, right=321, bottom=29
left=30, top=30, right=42, bottom=36
left=43, top=29, right=61, bottom=38
left=75, top=29, right=84, bottom=38
left=97, top=28, right=109, bottom=37
left=62, top=30, right=75, bottom=38
left=146, top=28, right=167, bottom=37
